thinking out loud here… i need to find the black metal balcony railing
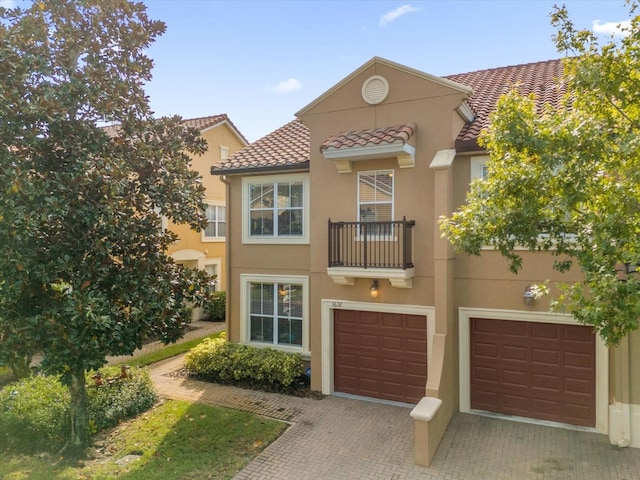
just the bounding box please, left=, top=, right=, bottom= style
left=328, top=217, right=415, bottom=269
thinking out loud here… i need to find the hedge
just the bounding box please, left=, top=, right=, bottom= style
left=0, top=366, right=157, bottom=452
left=184, top=333, right=303, bottom=388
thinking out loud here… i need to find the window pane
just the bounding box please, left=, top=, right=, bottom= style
left=276, top=209, right=302, bottom=236
left=217, top=221, right=226, bottom=237
left=250, top=210, right=273, bottom=235
left=359, top=173, right=377, bottom=202
left=371, top=204, right=392, bottom=222
left=250, top=184, right=273, bottom=209
left=250, top=283, right=274, bottom=315
left=206, top=204, right=217, bottom=221
left=288, top=210, right=303, bottom=236
left=218, top=206, right=226, bottom=222
left=204, top=223, right=216, bottom=237
left=250, top=316, right=274, bottom=343
left=290, top=183, right=303, bottom=207
left=288, top=284, right=303, bottom=317
left=277, top=284, right=290, bottom=314
left=278, top=317, right=303, bottom=346
left=375, top=173, right=393, bottom=202
left=277, top=183, right=291, bottom=208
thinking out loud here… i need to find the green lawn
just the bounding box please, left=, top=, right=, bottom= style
left=1, top=328, right=288, bottom=479
left=121, top=330, right=225, bottom=368
left=0, top=399, right=286, bottom=480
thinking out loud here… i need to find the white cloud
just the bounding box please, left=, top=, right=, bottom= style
left=379, top=5, right=418, bottom=26
left=592, top=19, right=631, bottom=37
left=271, top=78, right=302, bottom=94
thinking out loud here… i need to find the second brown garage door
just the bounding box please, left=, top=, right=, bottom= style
left=470, top=318, right=596, bottom=427
left=334, top=309, right=427, bottom=403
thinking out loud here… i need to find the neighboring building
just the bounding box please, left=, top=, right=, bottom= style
left=212, top=57, right=639, bottom=460
left=166, top=115, right=247, bottom=311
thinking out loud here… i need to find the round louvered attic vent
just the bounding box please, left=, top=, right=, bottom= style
left=361, top=75, right=389, bottom=105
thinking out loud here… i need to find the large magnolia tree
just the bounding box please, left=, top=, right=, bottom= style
left=0, top=0, right=212, bottom=451
left=441, top=2, right=640, bottom=347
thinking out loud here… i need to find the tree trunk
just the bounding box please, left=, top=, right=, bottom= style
left=68, top=369, right=89, bottom=454
left=10, top=354, right=32, bottom=379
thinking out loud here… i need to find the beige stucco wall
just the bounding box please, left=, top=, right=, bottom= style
left=166, top=123, right=246, bottom=292
left=223, top=173, right=311, bottom=344
left=299, top=61, right=469, bottom=398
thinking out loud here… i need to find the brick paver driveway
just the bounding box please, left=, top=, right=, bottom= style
left=150, top=354, right=640, bottom=480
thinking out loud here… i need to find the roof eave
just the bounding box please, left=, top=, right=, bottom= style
left=211, top=161, right=310, bottom=176
left=454, top=138, right=486, bottom=154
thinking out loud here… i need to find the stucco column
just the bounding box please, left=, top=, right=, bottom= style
left=426, top=149, right=456, bottom=404
left=410, top=149, right=457, bottom=467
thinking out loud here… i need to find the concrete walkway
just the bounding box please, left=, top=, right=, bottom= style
left=148, top=346, right=640, bottom=480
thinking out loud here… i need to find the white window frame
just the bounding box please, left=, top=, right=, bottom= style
left=220, top=146, right=229, bottom=160
left=357, top=169, right=394, bottom=222
left=470, top=155, right=489, bottom=182
left=242, top=173, right=310, bottom=244
left=357, top=169, right=395, bottom=240
left=239, top=274, right=309, bottom=355
left=202, top=201, right=226, bottom=242
left=203, top=259, right=221, bottom=291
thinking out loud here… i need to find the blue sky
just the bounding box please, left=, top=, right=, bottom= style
left=3, top=1, right=631, bottom=142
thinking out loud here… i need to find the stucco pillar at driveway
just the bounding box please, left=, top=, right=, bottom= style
left=427, top=150, right=456, bottom=407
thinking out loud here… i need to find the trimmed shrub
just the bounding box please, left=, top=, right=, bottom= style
left=185, top=334, right=304, bottom=388
left=0, top=374, right=70, bottom=452
left=86, top=366, right=158, bottom=432
left=203, top=291, right=226, bottom=321
left=0, top=366, right=157, bottom=452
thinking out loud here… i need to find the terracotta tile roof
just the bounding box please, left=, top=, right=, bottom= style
left=213, top=59, right=566, bottom=173
left=102, top=114, right=249, bottom=145
left=182, top=114, right=249, bottom=145
left=320, top=123, right=415, bottom=153
left=445, top=59, right=566, bottom=150
left=212, top=119, right=310, bottom=174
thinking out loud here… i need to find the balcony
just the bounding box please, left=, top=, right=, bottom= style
left=327, top=218, right=416, bottom=288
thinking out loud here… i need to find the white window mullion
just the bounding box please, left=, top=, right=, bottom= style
left=272, top=283, right=279, bottom=346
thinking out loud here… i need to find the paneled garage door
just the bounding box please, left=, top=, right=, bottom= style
left=470, top=318, right=595, bottom=427
left=334, top=310, right=427, bottom=403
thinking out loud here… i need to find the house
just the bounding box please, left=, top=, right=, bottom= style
left=165, top=115, right=248, bottom=313
left=212, top=57, right=639, bottom=462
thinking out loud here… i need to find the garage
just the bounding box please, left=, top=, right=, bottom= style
left=470, top=317, right=596, bottom=427
left=334, top=309, right=427, bottom=403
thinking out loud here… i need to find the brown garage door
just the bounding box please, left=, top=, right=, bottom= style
left=470, top=318, right=595, bottom=427
left=334, top=310, right=427, bottom=403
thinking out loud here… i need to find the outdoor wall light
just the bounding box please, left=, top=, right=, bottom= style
left=523, top=285, right=535, bottom=306
left=370, top=280, right=379, bottom=299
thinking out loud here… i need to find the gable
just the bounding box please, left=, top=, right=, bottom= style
left=296, top=57, right=472, bottom=119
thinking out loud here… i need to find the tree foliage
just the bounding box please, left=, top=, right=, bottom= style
left=0, top=0, right=212, bottom=450
left=441, top=1, right=640, bottom=347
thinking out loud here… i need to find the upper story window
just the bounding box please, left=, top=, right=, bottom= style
left=203, top=203, right=226, bottom=241
left=242, top=173, right=310, bottom=244
left=220, top=146, right=229, bottom=160
left=470, top=156, right=489, bottom=182
left=358, top=170, right=394, bottom=222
